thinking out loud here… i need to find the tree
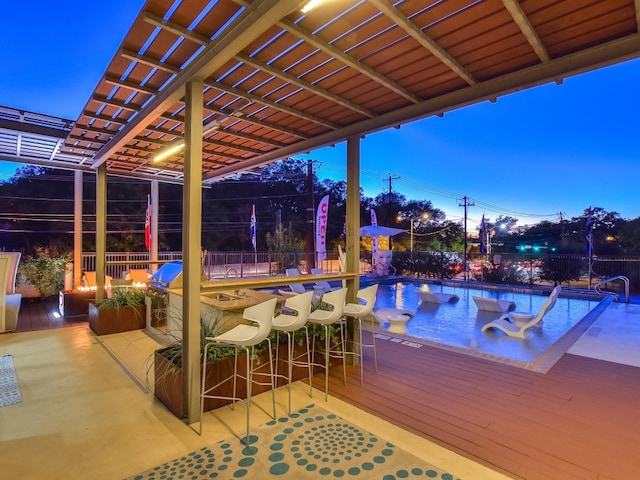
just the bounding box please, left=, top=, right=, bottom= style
left=619, top=218, right=640, bottom=255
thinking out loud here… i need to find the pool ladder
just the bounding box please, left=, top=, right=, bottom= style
left=594, top=275, right=629, bottom=303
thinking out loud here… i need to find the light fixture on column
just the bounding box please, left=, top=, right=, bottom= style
left=153, top=118, right=221, bottom=163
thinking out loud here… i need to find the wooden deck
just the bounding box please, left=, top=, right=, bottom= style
left=328, top=333, right=640, bottom=480
left=10, top=299, right=640, bottom=479
left=14, top=298, right=87, bottom=332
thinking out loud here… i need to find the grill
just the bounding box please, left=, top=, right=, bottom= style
left=146, top=261, right=183, bottom=332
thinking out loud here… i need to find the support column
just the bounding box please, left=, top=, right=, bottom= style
left=74, top=170, right=83, bottom=289
left=95, top=164, right=107, bottom=302
left=345, top=136, right=361, bottom=300
left=345, top=136, right=361, bottom=366
left=150, top=180, right=159, bottom=274
left=183, top=81, right=204, bottom=425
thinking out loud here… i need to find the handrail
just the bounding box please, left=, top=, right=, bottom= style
left=594, top=275, right=629, bottom=303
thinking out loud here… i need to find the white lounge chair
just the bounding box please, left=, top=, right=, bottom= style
left=310, top=267, right=338, bottom=292
left=416, top=285, right=459, bottom=304
left=481, top=286, right=562, bottom=339
left=0, top=253, right=22, bottom=333
left=473, top=296, right=516, bottom=313
left=278, top=268, right=314, bottom=297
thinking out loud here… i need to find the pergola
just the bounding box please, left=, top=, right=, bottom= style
left=2, top=0, right=640, bottom=423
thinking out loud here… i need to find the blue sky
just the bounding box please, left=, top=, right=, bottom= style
left=2, top=1, right=639, bottom=229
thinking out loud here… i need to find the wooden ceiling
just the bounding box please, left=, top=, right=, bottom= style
left=59, top=0, right=640, bottom=184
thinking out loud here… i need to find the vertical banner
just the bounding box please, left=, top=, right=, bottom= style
left=370, top=209, right=378, bottom=255
left=586, top=208, right=593, bottom=256
left=316, top=195, right=329, bottom=263
left=250, top=204, right=256, bottom=251
left=479, top=214, right=487, bottom=254
left=144, top=194, right=151, bottom=251
left=342, top=216, right=347, bottom=246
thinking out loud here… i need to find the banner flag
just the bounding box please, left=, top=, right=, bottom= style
left=316, top=195, right=329, bottom=263
left=586, top=208, right=593, bottom=256
left=342, top=216, right=347, bottom=246
left=250, top=204, right=256, bottom=252
left=370, top=209, right=378, bottom=255
left=144, top=194, right=151, bottom=251
left=479, top=214, right=487, bottom=254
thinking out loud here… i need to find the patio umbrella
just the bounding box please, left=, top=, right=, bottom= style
left=359, top=225, right=406, bottom=238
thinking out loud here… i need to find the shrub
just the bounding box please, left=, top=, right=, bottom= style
left=18, top=247, right=70, bottom=297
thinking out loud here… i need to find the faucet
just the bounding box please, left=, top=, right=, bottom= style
left=224, top=267, right=238, bottom=279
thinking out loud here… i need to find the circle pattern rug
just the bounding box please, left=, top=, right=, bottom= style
left=127, top=405, right=459, bottom=479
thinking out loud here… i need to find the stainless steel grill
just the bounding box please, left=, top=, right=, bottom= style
left=146, top=261, right=183, bottom=333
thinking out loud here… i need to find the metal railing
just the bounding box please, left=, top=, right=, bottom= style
left=80, top=251, right=640, bottom=293
left=81, top=251, right=373, bottom=280
left=594, top=275, right=630, bottom=303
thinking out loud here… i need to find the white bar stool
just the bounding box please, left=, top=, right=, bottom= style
left=199, top=297, right=278, bottom=445
left=307, top=287, right=348, bottom=400
left=272, top=291, right=314, bottom=414
left=343, top=284, right=379, bottom=385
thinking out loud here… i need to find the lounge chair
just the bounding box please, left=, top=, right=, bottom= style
left=123, top=269, right=151, bottom=284
left=481, top=286, right=562, bottom=339
left=472, top=296, right=516, bottom=313
left=0, top=253, right=22, bottom=333
left=310, top=267, right=338, bottom=292
left=416, top=285, right=459, bottom=304
left=278, top=268, right=314, bottom=297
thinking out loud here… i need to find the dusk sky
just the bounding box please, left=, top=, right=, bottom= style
left=2, top=1, right=639, bottom=230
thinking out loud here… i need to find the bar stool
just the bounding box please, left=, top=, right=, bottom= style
left=307, top=287, right=348, bottom=400
left=343, top=284, right=379, bottom=385
left=272, top=291, right=314, bottom=414
left=199, top=297, right=278, bottom=444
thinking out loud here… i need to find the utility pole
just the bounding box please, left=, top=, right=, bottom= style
left=559, top=212, right=566, bottom=250
left=385, top=173, right=401, bottom=224
left=458, top=195, right=475, bottom=281
left=385, top=173, right=400, bottom=249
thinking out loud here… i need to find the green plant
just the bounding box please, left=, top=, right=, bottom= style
left=157, top=312, right=237, bottom=369
left=18, top=247, right=70, bottom=297
left=97, top=287, right=145, bottom=309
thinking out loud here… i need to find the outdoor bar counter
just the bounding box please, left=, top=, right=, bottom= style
left=199, top=272, right=356, bottom=293
left=162, top=272, right=357, bottom=341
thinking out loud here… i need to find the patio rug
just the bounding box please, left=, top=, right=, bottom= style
left=126, top=404, right=459, bottom=479
left=0, top=354, right=22, bottom=407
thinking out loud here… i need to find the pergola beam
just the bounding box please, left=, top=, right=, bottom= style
left=93, top=0, right=308, bottom=169
left=237, top=53, right=376, bottom=118
left=501, top=0, right=550, bottom=62
left=367, top=0, right=477, bottom=85
left=205, top=33, right=640, bottom=179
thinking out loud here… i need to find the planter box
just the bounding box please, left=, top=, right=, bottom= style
left=154, top=348, right=274, bottom=419
left=88, top=303, right=145, bottom=336
left=59, top=290, right=95, bottom=316
left=154, top=337, right=344, bottom=420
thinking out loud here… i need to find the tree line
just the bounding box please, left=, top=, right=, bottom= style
left=1, top=161, right=638, bottom=258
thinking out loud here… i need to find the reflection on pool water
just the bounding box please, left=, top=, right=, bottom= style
left=372, top=282, right=602, bottom=369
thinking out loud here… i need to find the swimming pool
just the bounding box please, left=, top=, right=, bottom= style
left=370, top=281, right=606, bottom=371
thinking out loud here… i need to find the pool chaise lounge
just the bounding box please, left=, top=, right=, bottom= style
left=373, top=307, right=415, bottom=324
left=417, top=290, right=459, bottom=304
left=472, top=296, right=516, bottom=313
left=481, top=285, right=562, bottom=339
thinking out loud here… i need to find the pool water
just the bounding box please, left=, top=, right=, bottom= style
left=372, top=282, right=602, bottom=369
